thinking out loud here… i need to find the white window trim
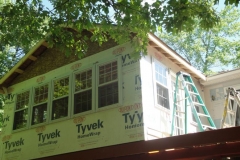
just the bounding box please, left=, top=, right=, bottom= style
left=50, top=74, right=72, bottom=123
left=13, top=89, right=32, bottom=132
left=96, top=57, right=122, bottom=111
left=152, top=58, right=170, bottom=111
left=72, top=66, right=95, bottom=117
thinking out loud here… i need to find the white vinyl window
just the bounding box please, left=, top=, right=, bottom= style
left=73, top=68, right=93, bottom=114
left=51, top=76, right=70, bottom=120
left=154, top=60, right=169, bottom=109
left=31, top=83, right=49, bottom=126
left=97, top=59, right=121, bottom=109
left=13, top=90, right=30, bottom=130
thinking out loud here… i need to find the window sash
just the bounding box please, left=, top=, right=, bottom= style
left=97, top=58, right=121, bottom=109
left=13, top=90, right=30, bottom=130
left=31, top=83, right=50, bottom=126
left=73, top=68, right=93, bottom=115
left=51, top=76, right=70, bottom=121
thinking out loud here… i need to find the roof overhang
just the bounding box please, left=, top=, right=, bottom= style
left=148, top=33, right=206, bottom=81
left=0, top=40, right=48, bottom=93
left=200, top=68, right=240, bottom=86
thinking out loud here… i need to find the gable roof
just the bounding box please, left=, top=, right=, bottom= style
left=0, top=33, right=206, bottom=94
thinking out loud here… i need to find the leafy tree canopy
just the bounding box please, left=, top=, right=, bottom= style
left=0, top=0, right=226, bottom=58
left=158, top=5, right=240, bottom=75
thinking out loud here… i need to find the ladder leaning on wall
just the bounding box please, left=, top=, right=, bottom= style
left=221, top=87, right=240, bottom=128
left=171, top=71, right=216, bottom=136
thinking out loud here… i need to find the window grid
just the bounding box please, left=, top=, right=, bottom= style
left=99, top=82, right=118, bottom=108
left=74, top=69, right=92, bottom=114
left=99, top=61, right=118, bottom=85
left=16, top=91, right=30, bottom=110
left=53, top=77, right=69, bottom=99
left=34, top=84, right=49, bottom=104
left=156, top=83, right=169, bottom=109
left=75, top=70, right=92, bottom=92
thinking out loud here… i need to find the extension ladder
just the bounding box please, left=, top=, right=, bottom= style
left=221, top=87, right=240, bottom=128
left=171, top=71, right=216, bottom=136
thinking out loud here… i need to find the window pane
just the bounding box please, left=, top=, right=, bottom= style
left=53, top=77, right=69, bottom=99
left=16, top=91, right=29, bottom=110
left=32, top=103, right=47, bottom=125
left=156, top=83, right=169, bottom=109
left=99, top=61, right=118, bottom=85
left=13, top=109, right=28, bottom=130
left=99, top=82, right=118, bottom=108
left=74, top=90, right=92, bottom=114
left=52, top=97, right=68, bottom=120
left=75, top=69, right=92, bottom=92
left=34, top=84, right=48, bottom=104
left=155, top=62, right=167, bottom=86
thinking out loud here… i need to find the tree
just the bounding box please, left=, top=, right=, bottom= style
left=0, top=0, right=224, bottom=57
left=158, top=5, right=240, bottom=75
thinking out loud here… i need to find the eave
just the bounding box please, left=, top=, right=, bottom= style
left=148, top=33, right=206, bottom=81
left=200, top=68, right=240, bottom=86
left=0, top=40, right=48, bottom=94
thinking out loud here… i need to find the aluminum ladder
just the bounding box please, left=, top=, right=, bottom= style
left=171, top=71, right=216, bottom=135
left=221, top=87, right=240, bottom=128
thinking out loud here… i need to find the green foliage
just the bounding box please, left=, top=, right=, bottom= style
left=158, top=5, right=240, bottom=75
left=0, top=0, right=223, bottom=58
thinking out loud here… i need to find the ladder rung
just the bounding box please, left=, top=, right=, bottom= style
left=189, top=91, right=199, bottom=96
left=185, top=81, right=194, bottom=86
left=175, top=111, right=185, bottom=114
left=175, top=97, right=189, bottom=102
left=197, top=113, right=210, bottom=117
left=202, top=125, right=216, bottom=130
left=227, top=110, right=236, bottom=114
left=193, top=102, right=204, bottom=106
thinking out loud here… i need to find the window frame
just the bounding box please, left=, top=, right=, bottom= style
left=13, top=89, right=31, bottom=132
left=96, top=57, right=122, bottom=111
left=72, top=67, right=95, bottom=117
left=30, top=82, right=50, bottom=127
left=50, top=75, right=72, bottom=122
left=152, top=58, right=170, bottom=110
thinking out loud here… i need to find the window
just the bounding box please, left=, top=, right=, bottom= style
left=98, top=60, right=119, bottom=108
left=154, top=61, right=169, bottom=109
left=74, top=69, right=93, bottom=114
left=32, top=84, right=49, bottom=125
left=13, top=90, right=30, bottom=130
left=52, top=77, right=70, bottom=120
